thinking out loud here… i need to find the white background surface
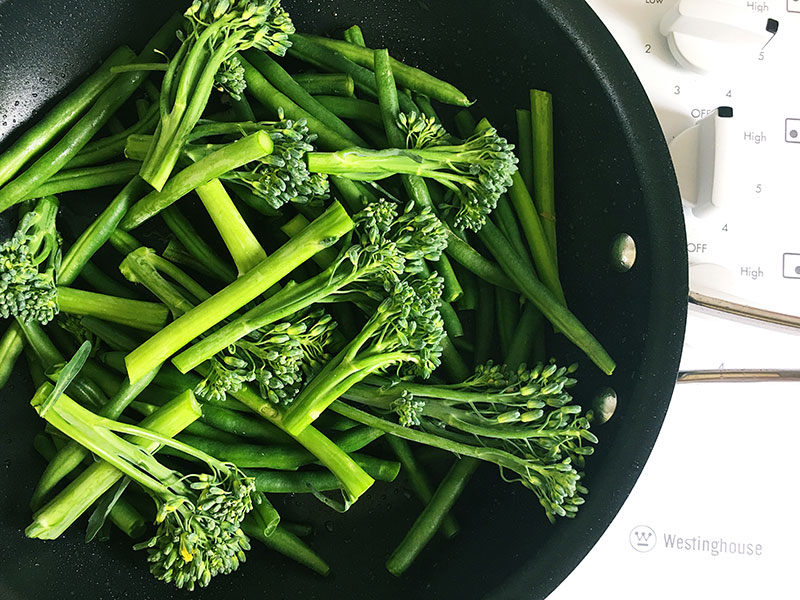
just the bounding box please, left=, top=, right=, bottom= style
left=548, top=1, right=800, bottom=598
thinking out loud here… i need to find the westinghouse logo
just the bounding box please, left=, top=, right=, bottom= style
left=628, top=525, right=765, bottom=557
left=629, top=525, right=657, bottom=552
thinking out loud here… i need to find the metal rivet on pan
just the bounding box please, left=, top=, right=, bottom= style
left=591, top=387, right=617, bottom=425
left=610, top=233, right=636, bottom=272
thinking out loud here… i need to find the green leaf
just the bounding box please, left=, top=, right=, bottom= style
left=85, top=476, right=130, bottom=543
left=40, top=340, right=92, bottom=417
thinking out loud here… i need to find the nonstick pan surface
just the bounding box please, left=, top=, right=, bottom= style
left=0, top=1, right=687, bottom=598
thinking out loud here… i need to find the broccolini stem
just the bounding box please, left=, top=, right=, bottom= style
left=213, top=374, right=375, bottom=504
left=56, top=286, right=169, bottom=332
left=161, top=205, right=237, bottom=284
left=0, top=322, right=25, bottom=390
left=21, top=161, right=140, bottom=200
left=124, top=201, right=354, bottom=383
left=293, top=73, right=355, bottom=97
left=386, top=456, right=478, bottom=576
left=293, top=34, right=472, bottom=108
left=27, top=388, right=200, bottom=540
left=531, top=90, right=558, bottom=258
left=29, top=363, right=161, bottom=510
left=32, top=430, right=147, bottom=539
left=0, top=46, right=135, bottom=188
left=386, top=437, right=460, bottom=539
left=242, top=50, right=366, bottom=146
left=0, top=16, right=181, bottom=211
left=238, top=55, right=355, bottom=150
left=195, top=178, right=267, bottom=275
left=121, top=131, right=274, bottom=230
left=241, top=521, right=330, bottom=576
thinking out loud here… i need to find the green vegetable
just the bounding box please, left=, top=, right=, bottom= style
left=0, top=46, right=135, bottom=188
left=281, top=271, right=446, bottom=435
left=138, top=0, right=295, bottom=191
left=386, top=456, right=478, bottom=576
left=31, top=384, right=256, bottom=591
left=124, top=200, right=353, bottom=383
left=0, top=16, right=181, bottom=211
left=293, top=73, right=355, bottom=97
left=292, top=34, right=472, bottom=107
left=172, top=199, right=446, bottom=375
left=306, top=123, right=517, bottom=233
left=0, top=196, right=60, bottom=324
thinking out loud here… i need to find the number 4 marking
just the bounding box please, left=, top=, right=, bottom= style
left=722, top=224, right=728, bottom=231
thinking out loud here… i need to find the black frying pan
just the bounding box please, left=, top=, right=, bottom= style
left=0, top=1, right=688, bottom=598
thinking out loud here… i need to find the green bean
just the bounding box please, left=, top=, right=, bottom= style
left=173, top=425, right=384, bottom=470
left=241, top=521, right=330, bottom=576
left=443, top=227, right=515, bottom=291
left=78, top=261, right=140, bottom=300
left=313, top=95, right=383, bottom=127
left=294, top=73, right=355, bottom=97
left=531, top=90, right=558, bottom=258
left=18, top=319, right=108, bottom=409
left=238, top=54, right=355, bottom=150
left=453, top=263, right=478, bottom=311
left=58, top=177, right=149, bottom=285
left=504, top=302, right=544, bottom=370
left=387, top=437, right=459, bottom=539
left=288, top=36, right=418, bottom=115
left=229, top=94, right=256, bottom=121
left=412, top=94, right=440, bottom=123
left=160, top=205, right=237, bottom=284
left=282, top=522, right=313, bottom=538
left=242, top=50, right=365, bottom=146
left=252, top=493, right=281, bottom=537
left=439, top=337, right=471, bottom=382
left=516, top=108, right=534, bottom=192
left=21, top=161, right=140, bottom=200
left=294, top=34, right=472, bottom=107
left=67, top=102, right=159, bottom=169
left=477, top=220, right=615, bottom=375
left=160, top=238, right=225, bottom=284
left=0, top=46, right=135, bottom=188
left=200, top=403, right=294, bottom=445
left=496, top=288, right=518, bottom=355
left=386, top=457, right=479, bottom=576
left=474, top=280, right=495, bottom=366
left=0, top=16, right=182, bottom=211
left=434, top=255, right=464, bottom=303
left=343, top=25, right=366, bottom=47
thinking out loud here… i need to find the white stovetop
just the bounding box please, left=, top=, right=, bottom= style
left=548, top=1, right=800, bottom=598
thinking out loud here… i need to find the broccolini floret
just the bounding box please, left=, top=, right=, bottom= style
left=139, top=0, right=296, bottom=190
left=307, top=120, right=518, bottom=231
left=281, top=272, right=446, bottom=435
left=0, top=196, right=61, bottom=324
left=171, top=198, right=447, bottom=375
left=340, top=360, right=597, bottom=521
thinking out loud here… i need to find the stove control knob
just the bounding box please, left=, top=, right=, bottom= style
left=660, top=0, right=778, bottom=73
left=668, top=106, right=735, bottom=218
